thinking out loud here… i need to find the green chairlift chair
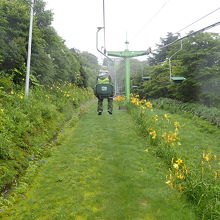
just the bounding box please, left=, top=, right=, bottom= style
left=169, top=40, right=186, bottom=83
left=142, top=76, right=151, bottom=80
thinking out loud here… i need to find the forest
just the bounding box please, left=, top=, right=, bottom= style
left=0, top=0, right=99, bottom=88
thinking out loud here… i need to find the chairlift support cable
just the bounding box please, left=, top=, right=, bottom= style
left=132, top=0, right=170, bottom=41
left=96, top=0, right=113, bottom=62
left=175, top=6, right=220, bottom=34
left=103, top=0, right=106, bottom=53
left=156, top=21, right=220, bottom=50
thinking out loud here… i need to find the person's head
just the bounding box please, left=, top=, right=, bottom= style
left=98, top=71, right=108, bottom=78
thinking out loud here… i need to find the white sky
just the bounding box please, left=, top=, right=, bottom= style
left=45, top=0, right=220, bottom=59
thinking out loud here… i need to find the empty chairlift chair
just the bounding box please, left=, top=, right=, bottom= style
left=168, top=40, right=186, bottom=83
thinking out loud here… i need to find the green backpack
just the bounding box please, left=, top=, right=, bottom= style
left=95, top=84, right=114, bottom=98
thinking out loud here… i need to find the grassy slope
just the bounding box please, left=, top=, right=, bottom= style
left=3, top=102, right=196, bottom=220
left=159, top=109, right=220, bottom=161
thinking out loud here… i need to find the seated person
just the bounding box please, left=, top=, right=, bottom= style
left=95, top=71, right=114, bottom=115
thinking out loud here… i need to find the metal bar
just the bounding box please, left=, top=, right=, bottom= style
left=96, top=27, right=113, bottom=62
left=25, top=0, right=34, bottom=98
left=103, top=0, right=106, bottom=53
left=125, top=57, right=130, bottom=102
left=168, top=40, right=183, bottom=81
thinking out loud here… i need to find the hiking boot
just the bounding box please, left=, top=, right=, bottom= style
left=98, top=111, right=102, bottom=115
left=108, top=110, right=112, bottom=115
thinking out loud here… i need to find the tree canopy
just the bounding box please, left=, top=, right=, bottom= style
left=0, top=0, right=99, bottom=88
left=131, top=32, right=220, bottom=107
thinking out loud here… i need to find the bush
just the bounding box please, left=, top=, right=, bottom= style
left=127, top=95, right=220, bottom=219
left=0, top=79, right=92, bottom=192
left=152, top=98, right=220, bottom=127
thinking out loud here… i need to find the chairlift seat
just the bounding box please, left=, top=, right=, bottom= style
left=142, top=76, right=151, bottom=80
left=171, top=77, right=186, bottom=82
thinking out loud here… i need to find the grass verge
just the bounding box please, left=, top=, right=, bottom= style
left=126, top=94, right=220, bottom=220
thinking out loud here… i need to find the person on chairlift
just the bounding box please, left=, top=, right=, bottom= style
left=95, top=70, right=114, bottom=115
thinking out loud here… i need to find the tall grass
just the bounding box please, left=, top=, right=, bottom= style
left=152, top=98, right=220, bottom=127
left=125, top=94, right=220, bottom=220
left=0, top=79, right=93, bottom=193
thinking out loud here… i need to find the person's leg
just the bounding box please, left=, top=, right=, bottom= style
left=97, top=97, right=103, bottom=115
left=107, top=97, right=113, bottom=114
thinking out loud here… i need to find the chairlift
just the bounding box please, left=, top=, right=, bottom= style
left=171, top=76, right=186, bottom=83
left=132, top=85, right=139, bottom=89
left=168, top=40, right=186, bottom=83
left=142, top=76, right=151, bottom=80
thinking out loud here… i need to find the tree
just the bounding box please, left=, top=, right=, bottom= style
left=79, top=51, right=99, bottom=87
left=0, top=0, right=96, bottom=87
left=139, top=31, right=220, bottom=106
left=148, top=32, right=178, bottom=65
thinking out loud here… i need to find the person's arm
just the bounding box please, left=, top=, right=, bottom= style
left=108, top=75, right=112, bottom=84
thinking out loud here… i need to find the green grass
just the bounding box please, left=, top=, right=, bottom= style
left=128, top=101, right=220, bottom=219
left=1, top=101, right=196, bottom=220
left=0, top=82, right=92, bottom=192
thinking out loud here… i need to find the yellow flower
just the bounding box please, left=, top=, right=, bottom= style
left=152, top=114, right=158, bottom=121
left=177, top=174, right=185, bottom=179
left=149, top=130, right=157, bottom=139
left=173, top=163, right=179, bottom=169
left=165, top=180, right=171, bottom=185
left=144, top=149, right=149, bottom=152
left=174, top=121, right=180, bottom=127
left=162, top=132, right=179, bottom=143
left=131, top=97, right=141, bottom=105
left=176, top=158, right=183, bottom=164
left=145, top=101, right=152, bottom=108
left=178, top=184, right=184, bottom=192
left=164, top=114, right=169, bottom=120
left=115, top=95, right=125, bottom=101
left=202, top=152, right=211, bottom=161
left=165, top=180, right=174, bottom=188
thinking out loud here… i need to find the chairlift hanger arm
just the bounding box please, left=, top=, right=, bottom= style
left=168, top=40, right=183, bottom=81
left=96, top=27, right=113, bottom=62
left=169, top=40, right=183, bottom=61
left=108, top=50, right=149, bottom=58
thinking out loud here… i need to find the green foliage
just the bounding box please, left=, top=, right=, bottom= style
left=127, top=98, right=220, bottom=219
left=0, top=76, right=92, bottom=192
left=152, top=98, right=220, bottom=127
left=148, top=32, right=179, bottom=65
left=79, top=51, right=100, bottom=88
left=0, top=0, right=97, bottom=87
left=133, top=32, right=220, bottom=107
left=1, top=103, right=196, bottom=219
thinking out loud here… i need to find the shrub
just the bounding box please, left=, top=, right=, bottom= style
left=0, top=79, right=92, bottom=192
left=128, top=95, right=220, bottom=219
left=152, top=98, right=220, bottom=127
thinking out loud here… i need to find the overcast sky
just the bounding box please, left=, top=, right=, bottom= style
left=45, top=0, right=220, bottom=60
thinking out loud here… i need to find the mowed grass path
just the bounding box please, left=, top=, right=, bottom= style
left=5, top=102, right=196, bottom=220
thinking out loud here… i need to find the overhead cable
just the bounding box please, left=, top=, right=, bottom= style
left=103, top=0, right=106, bottom=53
left=175, top=6, right=220, bottom=34
left=132, top=0, right=170, bottom=40
left=157, top=21, right=220, bottom=50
